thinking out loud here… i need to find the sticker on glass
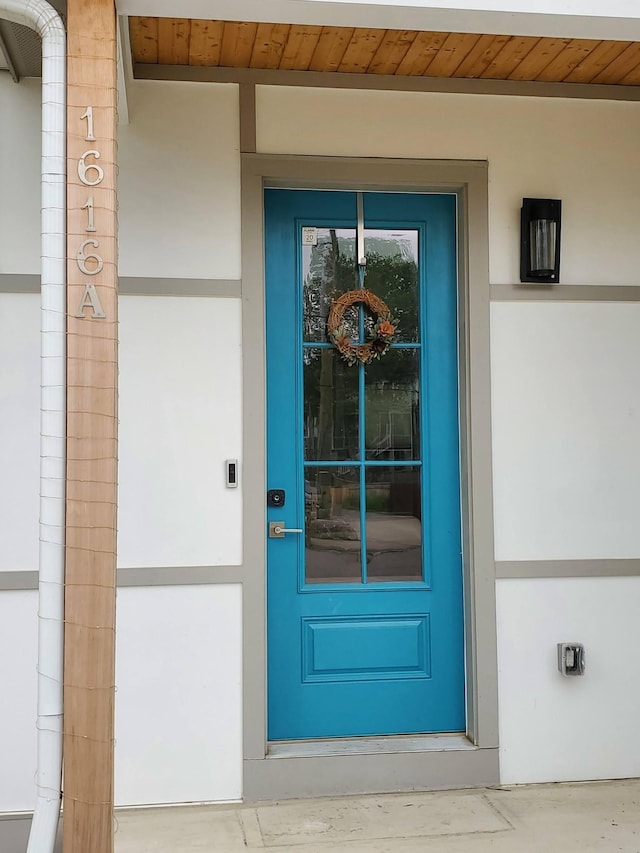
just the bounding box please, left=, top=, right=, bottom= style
left=302, top=227, right=318, bottom=246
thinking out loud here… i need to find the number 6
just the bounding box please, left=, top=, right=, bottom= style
left=76, top=239, right=104, bottom=276
left=78, top=150, right=104, bottom=187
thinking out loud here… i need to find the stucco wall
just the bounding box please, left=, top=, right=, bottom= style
left=491, top=301, right=640, bottom=561
left=118, top=81, right=241, bottom=280
left=497, top=577, right=640, bottom=784
left=255, top=83, right=640, bottom=784
left=118, top=295, right=242, bottom=568
left=0, top=293, right=40, bottom=572
left=256, top=86, right=640, bottom=286
left=2, top=71, right=640, bottom=810
left=0, top=78, right=244, bottom=811
left=0, top=77, right=41, bottom=275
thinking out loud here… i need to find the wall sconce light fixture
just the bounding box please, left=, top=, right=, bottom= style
left=520, top=198, right=561, bottom=284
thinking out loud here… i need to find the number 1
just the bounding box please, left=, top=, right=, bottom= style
left=80, top=105, right=95, bottom=141
left=81, top=197, right=96, bottom=232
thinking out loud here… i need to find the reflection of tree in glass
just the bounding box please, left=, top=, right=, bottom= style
left=365, top=349, right=420, bottom=460
left=304, top=350, right=358, bottom=461
left=303, top=230, right=357, bottom=343
left=303, top=231, right=357, bottom=464
left=303, top=237, right=418, bottom=344
left=303, top=234, right=420, bottom=467
left=361, top=251, right=418, bottom=342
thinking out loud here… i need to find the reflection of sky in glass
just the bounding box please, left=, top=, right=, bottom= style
left=303, top=229, right=418, bottom=280
left=364, top=230, right=418, bottom=265
left=303, top=229, right=356, bottom=280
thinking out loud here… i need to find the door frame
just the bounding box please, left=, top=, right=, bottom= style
left=241, top=154, right=499, bottom=800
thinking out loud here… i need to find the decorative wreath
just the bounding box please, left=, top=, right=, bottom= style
left=327, top=288, right=398, bottom=366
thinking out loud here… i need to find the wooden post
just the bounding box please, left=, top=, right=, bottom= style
left=64, top=1, right=118, bottom=850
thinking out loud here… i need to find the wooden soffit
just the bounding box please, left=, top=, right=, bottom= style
left=129, top=17, right=640, bottom=87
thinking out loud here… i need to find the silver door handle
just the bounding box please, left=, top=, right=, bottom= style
left=269, top=521, right=303, bottom=538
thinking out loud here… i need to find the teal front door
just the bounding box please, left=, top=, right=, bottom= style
left=265, top=189, right=464, bottom=741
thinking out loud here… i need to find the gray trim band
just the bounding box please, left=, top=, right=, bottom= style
left=0, top=275, right=241, bottom=297
left=116, top=565, right=244, bottom=586
left=134, top=63, right=640, bottom=103
left=491, top=284, right=640, bottom=301
left=0, top=572, right=38, bottom=590
left=5, top=277, right=639, bottom=302
left=0, top=566, right=244, bottom=591
left=496, top=559, right=640, bottom=579
left=243, top=747, right=499, bottom=801
left=0, top=274, right=40, bottom=293
left=120, top=277, right=241, bottom=297
left=239, top=82, right=257, bottom=154
left=5, top=560, right=640, bottom=590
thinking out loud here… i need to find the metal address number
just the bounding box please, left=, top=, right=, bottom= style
left=76, top=106, right=105, bottom=317
left=76, top=239, right=104, bottom=276
left=78, top=150, right=104, bottom=187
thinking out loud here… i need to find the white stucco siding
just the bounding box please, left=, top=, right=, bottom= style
left=0, top=293, right=245, bottom=576
left=0, top=77, right=41, bottom=275
left=115, top=584, right=243, bottom=805
left=0, top=584, right=243, bottom=812
left=0, top=76, right=242, bottom=281
left=118, top=295, right=243, bottom=568
left=0, top=294, right=40, bottom=572
left=256, top=86, right=640, bottom=287
left=497, top=577, right=640, bottom=784
left=4, top=71, right=640, bottom=810
left=491, top=301, right=640, bottom=562
left=0, top=591, right=37, bottom=812
left=118, top=81, right=242, bottom=281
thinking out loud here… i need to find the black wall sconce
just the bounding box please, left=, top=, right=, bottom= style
left=520, top=198, right=561, bottom=283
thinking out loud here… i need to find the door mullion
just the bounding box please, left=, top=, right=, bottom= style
left=359, top=360, right=367, bottom=583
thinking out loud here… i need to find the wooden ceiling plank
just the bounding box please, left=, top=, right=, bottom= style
left=250, top=23, right=291, bottom=69
left=395, top=30, right=449, bottom=76
left=452, top=33, right=510, bottom=79
left=188, top=19, right=224, bottom=67
left=564, top=40, right=631, bottom=83
left=507, top=37, right=571, bottom=80
left=367, top=29, right=418, bottom=75
left=220, top=21, right=259, bottom=68
left=591, top=41, right=640, bottom=83
left=620, top=58, right=640, bottom=85
left=279, top=24, right=322, bottom=70
left=480, top=35, right=541, bottom=79
left=129, top=17, right=158, bottom=64
left=157, top=18, right=191, bottom=65
left=534, top=39, right=600, bottom=82
left=338, top=28, right=387, bottom=73
left=309, top=26, right=354, bottom=72
left=426, top=32, right=482, bottom=78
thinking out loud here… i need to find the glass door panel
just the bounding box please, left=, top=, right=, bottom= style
left=302, top=227, right=424, bottom=586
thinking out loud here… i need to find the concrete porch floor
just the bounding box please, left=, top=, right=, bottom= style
left=114, top=778, right=640, bottom=852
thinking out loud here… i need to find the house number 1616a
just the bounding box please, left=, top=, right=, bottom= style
left=75, top=105, right=106, bottom=319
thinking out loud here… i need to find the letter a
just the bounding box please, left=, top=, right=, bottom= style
left=75, top=283, right=106, bottom=319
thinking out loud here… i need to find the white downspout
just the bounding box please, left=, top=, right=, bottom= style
left=0, top=2, right=65, bottom=852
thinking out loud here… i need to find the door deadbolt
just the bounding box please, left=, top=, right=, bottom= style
left=267, top=489, right=285, bottom=507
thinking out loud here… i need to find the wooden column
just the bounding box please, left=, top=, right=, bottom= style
left=64, top=1, right=118, bottom=850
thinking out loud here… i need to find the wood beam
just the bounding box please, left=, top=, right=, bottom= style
left=64, top=1, right=118, bottom=850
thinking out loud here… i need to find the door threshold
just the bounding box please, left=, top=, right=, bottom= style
left=267, top=733, right=475, bottom=759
